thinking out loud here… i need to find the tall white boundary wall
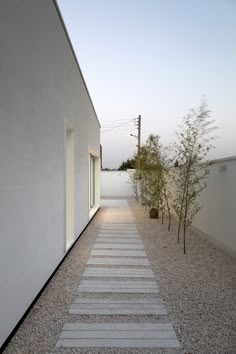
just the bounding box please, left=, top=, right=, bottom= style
left=190, top=156, right=236, bottom=257
left=101, top=170, right=134, bottom=197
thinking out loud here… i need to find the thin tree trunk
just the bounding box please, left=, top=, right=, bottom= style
left=183, top=224, right=186, bottom=254
left=161, top=209, right=164, bottom=224
left=177, top=217, right=182, bottom=243
left=177, top=187, right=185, bottom=243
left=163, top=185, right=171, bottom=231
left=177, top=160, right=192, bottom=243
left=167, top=208, right=171, bottom=231
left=177, top=133, right=198, bottom=241
left=183, top=184, right=189, bottom=254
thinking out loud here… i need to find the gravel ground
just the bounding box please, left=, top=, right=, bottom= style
left=128, top=198, right=236, bottom=354
left=3, top=198, right=236, bottom=354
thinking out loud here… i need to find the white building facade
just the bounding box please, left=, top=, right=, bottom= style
left=0, top=0, right=100, bottom=348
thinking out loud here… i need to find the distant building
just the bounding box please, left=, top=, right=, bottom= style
left=0, top=0, right=100, bottom=348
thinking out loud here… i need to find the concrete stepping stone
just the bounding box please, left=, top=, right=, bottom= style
left=77, top=280, right=159, bottom=293
left=79, top=279, right=157, bottom=286
left=101, top=227, right=138, bottom=230
left=96, top=238, right=142, bottom=243
left=91, top=250, right=146, bottom=257
left=71, top=298, right=162, bottom=304
left=88, top=257, right=151, bottom=266
left=102, top=223, right=136, bottom=225
left=69, top=298, right=167, bottom=315
left=103, top=222, right=136, bottom=224
left=98, top=232, right=140, bottom=235
left=100, top=230, right=138, bottom=233
left=82, top=267, right=154, bottom=277
left=100, top=225, right=137, bottom=228
left=101, top=222, right=136, bottom=224
left=93, top=243, right=144, bottom=249
left=103, top=219, right=135, bottom=221
left=99, top=232, right=139, bottom=236
left=101, top=227, right=137, bottom=230
left=101, top=214, right=133, bottom=216
left=98, top=233, right=140, bottom=238
left=97, top=238, right=141, bottom=242
left=56, top=323, right=180, bottom=348
left=103, top=215, right=134, bottom=217
left=102, top=221, right=136, bottom=224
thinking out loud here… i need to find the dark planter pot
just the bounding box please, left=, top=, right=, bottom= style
left=149, top=208, right=159, bottom=219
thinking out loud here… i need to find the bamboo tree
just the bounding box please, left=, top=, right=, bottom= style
left=173, top=101, right=216, bottom=253
left=139, top=134, right=172, bottom=227
left=137, top=146, right=150, bottom=208
left=144, top=135, right=162, bottom=216
left=128, top=171, right=139, bottom=202
left=161, top=168, right=172, bottom=231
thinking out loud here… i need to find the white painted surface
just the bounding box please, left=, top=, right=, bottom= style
left=191, top=157, right=236, bottom=256
left=101, top=171, right=134, bottom=197
left=168, top=157, right=236, bottom=255
left=0, top=1, right=100, bottom=347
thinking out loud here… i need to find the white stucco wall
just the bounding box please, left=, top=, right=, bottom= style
left=163, top=158, right=236, bottom=256
left=166, top=157, right=236, bottom=256
left=0, top=0, right=100, bottom=347
left=190, top=157, right=236, bottom=256
left=101, top=171, right=135, bottom=197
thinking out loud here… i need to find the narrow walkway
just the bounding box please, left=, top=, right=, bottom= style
left=55, top=199, right=180, bottom=350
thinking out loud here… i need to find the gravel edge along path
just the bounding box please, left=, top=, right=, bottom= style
left=128, top=198, right=236, bottom=353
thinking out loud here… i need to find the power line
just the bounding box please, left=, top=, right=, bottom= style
left=101, top=119, right=135, bottom=133
left=100, top=118, right=135, bottom=123
left=101, top=123, right=134, bottom=128
left=101, top=124, right=134, bottom=129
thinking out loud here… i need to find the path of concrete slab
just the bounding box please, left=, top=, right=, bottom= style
left=55, top=199, right=180, bottom=350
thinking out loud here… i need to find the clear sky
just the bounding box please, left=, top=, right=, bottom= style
left=57, top=0, right=236, bottom=168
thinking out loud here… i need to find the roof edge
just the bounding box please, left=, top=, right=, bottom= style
left=53, top=0, right=101, bottom=128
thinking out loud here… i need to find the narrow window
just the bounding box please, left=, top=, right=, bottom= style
left=66, top=126, right=75, bottom=250
left=90, top=155, right=96, bottom=208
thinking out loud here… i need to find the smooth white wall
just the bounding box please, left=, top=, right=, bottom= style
left=0, top=0, right=100, bottom=347
left=167, top=157, right=236, bottom=256
left=101, top=171, right=134, bottom=197
left=191, top=157, right=236, bottom=256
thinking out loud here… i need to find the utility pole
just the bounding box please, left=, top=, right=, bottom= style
left=136, top=114, right=141, bottom=171
left=137, top=114, right=141, bottom=157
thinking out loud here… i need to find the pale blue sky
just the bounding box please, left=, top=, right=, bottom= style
left=58, top=0, right=236, bottom=168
